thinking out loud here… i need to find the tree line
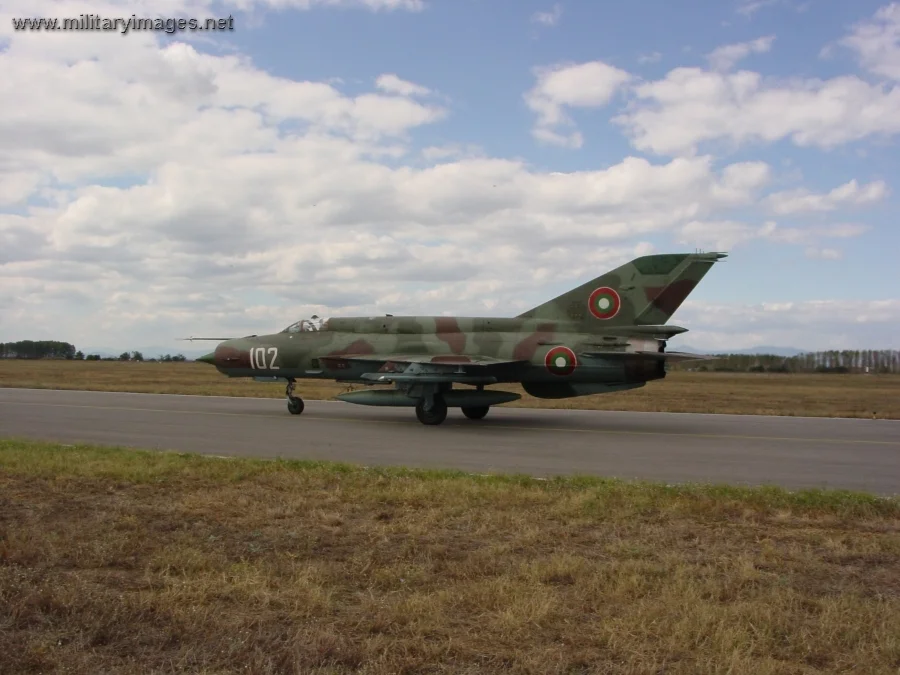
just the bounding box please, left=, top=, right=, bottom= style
left=670, top=349, right=900, bottom=374
left=1, top=340, right=76, bottom=359
left=0, top=341, right=187, bottom=362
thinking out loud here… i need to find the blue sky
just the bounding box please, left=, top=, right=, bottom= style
left=1, top=0, right=899, bottom=353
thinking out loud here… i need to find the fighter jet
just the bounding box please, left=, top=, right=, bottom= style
left=192, top=252, right=725, bottom=425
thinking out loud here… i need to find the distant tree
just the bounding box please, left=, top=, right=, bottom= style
left=74, top=350, right=84, bottom=360
left=131, top=351, right=144, bottom=362
left=0, top=340, right=76, bottom=359
left=85, top=354, right=101, bottom=361
left=118, top=352, right=130, bottom=361
left=670, top=349, right=900, bottom=374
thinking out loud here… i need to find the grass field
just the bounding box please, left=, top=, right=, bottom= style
left=1, top=359, right=899, bottom=418
left=1, top=439, right=899, bottom=674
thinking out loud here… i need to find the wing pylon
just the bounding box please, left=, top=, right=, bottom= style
left=318, top=353, right=527, bottom=386
left=578, top=350, right=715, bottom=362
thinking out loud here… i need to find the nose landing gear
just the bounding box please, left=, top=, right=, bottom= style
left=286, top=379, right=304, bottom=415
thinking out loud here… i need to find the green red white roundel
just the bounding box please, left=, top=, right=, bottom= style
left=588, top=286, right=621, bottom=320
left=545, top=346, right=577, bottom=376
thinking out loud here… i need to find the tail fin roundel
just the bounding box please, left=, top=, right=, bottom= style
left=516, top=252, right=727, bottom=327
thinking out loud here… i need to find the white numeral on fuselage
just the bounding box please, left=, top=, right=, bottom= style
left=250, top=347, right=278, bottom=370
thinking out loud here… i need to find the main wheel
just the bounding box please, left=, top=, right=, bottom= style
left=461, top=405, right=489, bottom=420
left=415, top=396, right=448, bottom=425
left=287, top=396, right=304, bottom=415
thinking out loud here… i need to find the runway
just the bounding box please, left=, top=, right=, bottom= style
left=1, top=387, right=899, bottom=495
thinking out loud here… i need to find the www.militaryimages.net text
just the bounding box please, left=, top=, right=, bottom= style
left=12, top=14, right=235, bottom=34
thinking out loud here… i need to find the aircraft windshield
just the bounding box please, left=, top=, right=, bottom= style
left=283, top=315, right=329, bottom=333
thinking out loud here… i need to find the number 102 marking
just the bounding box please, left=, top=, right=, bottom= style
left=250, top=347, right=278, bottom=369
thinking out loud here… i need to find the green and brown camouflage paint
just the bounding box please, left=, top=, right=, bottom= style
left=198, top=252, right=726, bottom=399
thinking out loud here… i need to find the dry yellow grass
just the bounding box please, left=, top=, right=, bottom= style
left=2, top=359, right=898, bottom=418
left=1, top=439, right=899, bottom=674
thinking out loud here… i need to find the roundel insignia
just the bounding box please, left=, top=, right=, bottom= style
left=588, top=286, right=621, bottom=320
left=545, top=346, right=577, bottom=377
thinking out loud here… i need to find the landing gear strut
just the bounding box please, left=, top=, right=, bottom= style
left=286, top=379, right=304, bottom=415
left=415, top=394, right=447, bottom=425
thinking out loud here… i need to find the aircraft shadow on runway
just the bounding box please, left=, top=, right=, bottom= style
left=281, top=402, right=711, bottom=437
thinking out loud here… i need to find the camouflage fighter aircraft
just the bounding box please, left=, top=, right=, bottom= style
left=192, top=252, right=725, bottom=425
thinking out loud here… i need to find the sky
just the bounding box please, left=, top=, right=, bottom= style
left=1, top=0, right=899, bottom=355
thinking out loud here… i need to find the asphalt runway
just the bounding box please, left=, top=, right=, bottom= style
left=2, top=387, right=899, bottom=495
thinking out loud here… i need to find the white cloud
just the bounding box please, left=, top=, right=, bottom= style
left=614, top=68, right=900, bottom=156
left=735, top=0, right=809, bottom=18
left=638, top=52, right=662, bottom=64
left=804, top=247, right=842, bottom=260
left=420, top=144, right=483, bottom=161
left=838, top=3, right=900, bottom=81
left=736, top=0, right=783, bottom=17
left=677, top=220, right=762, bottom=250
left=0, top=40, right=446, bottom=191
left=0, top=0, right=894, bottom=354
left=532, top=26, right=900, bottom=157
left=0, top=46, right=784, bottom=347
left=707, top=35, right=775, bottom=71
left=531, top=3, right=562, bottom=26
left=755, top=222, right=869, bottom=268
left=525, top=61, right=632, bottom=148
left=675, top=219, right=869, bottom=252
left=768, top=222, right=871, bottom=242
left=676, top=299, right=900, bottom=351
left=375, top=73, right=431, bottom=97
left=765, top=179, right=889, bottom=214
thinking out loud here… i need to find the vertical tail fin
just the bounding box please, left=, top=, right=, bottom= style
left=516, top=252, right=727, bottom=327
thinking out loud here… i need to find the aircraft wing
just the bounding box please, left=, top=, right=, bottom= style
left=318, top=353, right=527, bottom=385
left=578, top=349, right=715, bottom=362
left=655, top=350, right=717, bottom=362
left=591, top=324, right=690, bottom=339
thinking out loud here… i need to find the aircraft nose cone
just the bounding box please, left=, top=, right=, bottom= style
left=197, top=351, right=216, bottom=365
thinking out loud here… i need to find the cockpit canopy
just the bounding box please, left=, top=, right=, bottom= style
left=283, top=315, right=330, bottom=333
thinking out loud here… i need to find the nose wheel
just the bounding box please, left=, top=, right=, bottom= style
left=286, top=379, right=304, bottom=415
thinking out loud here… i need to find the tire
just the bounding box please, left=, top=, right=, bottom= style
left=287, top=397, right=304, bottom=415
left=415, top=397, right=448, bottom=425
left=461, top=405, right=489, bottom=420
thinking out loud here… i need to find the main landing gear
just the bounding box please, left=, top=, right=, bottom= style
left=461, top=405, right=489, bottom=420
left=413, top=396, right=491, bottom=425
left=415, top=395, right=447, bottom=425
left=285, top=380, right=491, bottom=425
left=286, top=379, right=304, bottom=415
